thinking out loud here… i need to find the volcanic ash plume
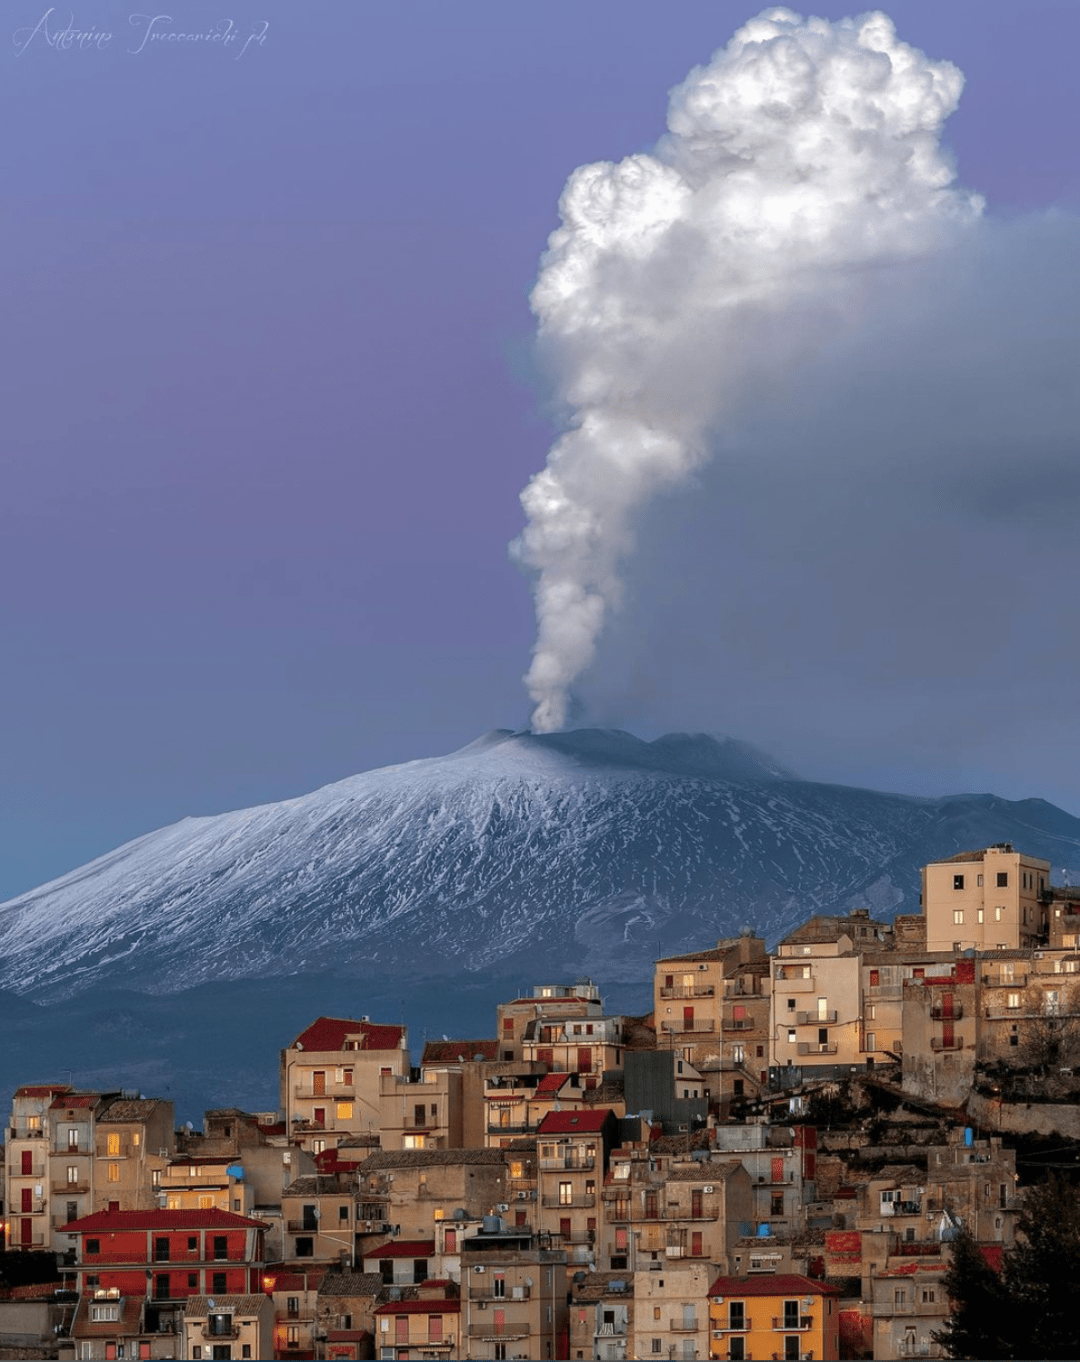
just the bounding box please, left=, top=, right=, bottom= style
left=513, top=7, right=982, bottom=733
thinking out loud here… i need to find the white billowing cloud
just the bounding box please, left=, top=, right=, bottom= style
left=513, top=7, right=982, bottom=733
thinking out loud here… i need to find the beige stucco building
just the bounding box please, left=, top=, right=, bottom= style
left=922, top=845, right=1051, bottom=953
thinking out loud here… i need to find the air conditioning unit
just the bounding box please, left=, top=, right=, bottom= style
left=703, top=1185, right=714, bottom=1194
left=517, top=1191, right=529, bottom=1200
left=473, top=1265, right=486, bottom=1274
left=476, top=1300, right=487, bottom=1309
left=496, top=1203, right=509, bottom=1212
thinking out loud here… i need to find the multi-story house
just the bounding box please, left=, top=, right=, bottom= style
left=419, top=1042, right=500, bottom=1148
left=91, top=1098, right=175, bottom=1217
left=379, top=1068, right=463, bottom=1150
left=712, top=1124, right=817, bottom=1236
left=484, top=1068, right=594, bottom=1148
left=535, top=1110, right=617, bottom=1267
left=5, top=1083, right=72, bottom=1251
left=461, top=1222, right=568, bottom=1362
left=361, top=1238, right=437, bottom=1286
left=633, top=1263, right=713, bottom=1362
left=373, top=1281, right=462, bottom=1360
left=522, top=1015, right=624, bottom=1087
left=280, top=1173, right=360, bottom=1266
left=356, top=1148, right=510, bottom=1244
left=281, top=1018, right=409, bottom=1155
left=180, top=1293, right=275, bottom=1361
left=263, top=1267, right=324, bottom=1361
left=770, top=920, right=895, bottom=1077
left=869, top=1262, right=947, bottom=1361
left=62, top=1207, right=267, bottom=1348
left=921, top=845, right=1051, bottom=954
left=158, top=1156, right=254, bottom=1217
left=653, top=937, right=769, bottom=1089
left=706, top=1273, right=841, bottom=1362
left=600, top=1147, right=752, bottom=1275
left=567, top=1271, right=633, bottom=1362
left=496, top=984, right=604, bottom=1063
left=315, top=1270, right=385, bottom=1360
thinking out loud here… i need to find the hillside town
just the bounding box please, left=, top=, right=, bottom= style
left=3, top=843, right=1080, bottom=1361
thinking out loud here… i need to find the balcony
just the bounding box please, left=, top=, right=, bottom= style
left=772, top=1316, right=812, bottom=1331
left=661, top=1020, right=715, bottom=1034
left=722, top=1017, right=755, bottom=1031
left=292, top=1084, right=355, bottom=1099
left=469, top=1327, right=530, bottom=1342
left=930, top=1037, right=963, bottom=1051
left=670, top=1318, right=699, bottom=1332
left=51, top=1181, right=90, bottom=1195
left=486, top=1122, right=534, bottom=1136
left=796, top=1043, right=837, bottom=1056
left=796, top=1010, right=837, bottom=1026
left=774, top=974, right=814, bottom=992
left=659, top=985, right=715, bottom=999
left=930, top=1003, right=964, bottom=1020
left=540, top=1156, right=595, bottom=1171
left=286, top=1220, right=321, bottom=1233
left=541, top=1193, right=595, bottom=1209
left=203, top=1325, right=242, bottom=1340
left=473, top=1286, right=530, bottom=1301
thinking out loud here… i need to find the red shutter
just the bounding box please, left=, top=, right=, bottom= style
left=21, top=1150, right=31, bottom=1175
left=771, top=1157, right=784, bottom=1184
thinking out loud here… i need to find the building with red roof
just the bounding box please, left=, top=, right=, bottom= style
left=61, top=1206, right=268, bottom=1340
left=707, top=1274, right=840, bottom=1362
left=281, top=1016, right=409, bottom=1159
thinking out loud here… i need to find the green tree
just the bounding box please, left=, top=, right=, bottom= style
left=936, top=1176, right=1080, bottom=1360
left=933, top=1225, right=1015, bottom=1360
left=1002, top=1175, right=1080, bottom=1359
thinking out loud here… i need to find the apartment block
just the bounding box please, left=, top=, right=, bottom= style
left=922, top=845, right=1051, bottom=953
left=281, top=1017, right=409, bottom=1154
left=460, top=1224, right=568, bottom=1362
left=707, top=1273, right=840, bottom=1361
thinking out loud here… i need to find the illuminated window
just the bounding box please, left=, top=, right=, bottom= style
left=336, top=1103, right=353, bottom=1121
left=107, top=1163, right=120, bottom=1183
left=199, top=1195, right=215, bottom=1209
left=132, top=1132, right=141, bottom=1147
left=107, top=1134, right=120, bottom=1156
left=403, top=1135, right=426, bottom=1149
left=953, top=910, right=964, bottom=925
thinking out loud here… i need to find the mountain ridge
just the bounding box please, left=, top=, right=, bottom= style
left=3, top=729, right=1080, bottom=1006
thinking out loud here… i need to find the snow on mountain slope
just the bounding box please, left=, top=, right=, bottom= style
left=3, top=729, right=1079, bottom=1002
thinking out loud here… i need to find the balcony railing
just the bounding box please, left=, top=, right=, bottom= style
left=796, top=1010, right=837, bottom=1026
left=469, top=1327, right=530, bottom=1342
left=51, top=1181, right=90, bottom=1195
left=203, top=1326, right=242, bottom=1340
left=772, top=1316, right=812, bottom=1330
left=659, top=985, right=715, bottom=999
left=486, top=1122, right=534, bottom=1136
left=541, top=1193, right=595, bottom=1209
left=930, top=1037, right=963, bottom=1051
left=722, top=1017, right=755, bottom=1031
left=540, top=1156, right=595, bottom=1171
left=796, top=1043, right=837, bottom=1056
left=930, top=1003, right=964, bottom=1020
left=670, top=1319, right=699, bottom=1332
left=473, top=1287, right=530, bottom=1302
left=286, top=1220, right=321, bottom=1233
left=292, top=1085, right=355, bottom=1099
left=774, top=975, right=814, bottom=992
left=661, top=1020, right=715, bottom=1034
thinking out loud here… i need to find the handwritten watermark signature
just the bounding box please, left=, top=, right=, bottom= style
left=13, top=9, right=269, bottom=58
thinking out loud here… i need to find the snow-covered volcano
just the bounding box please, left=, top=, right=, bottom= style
left=4, top=728, right=1080, bottom=1002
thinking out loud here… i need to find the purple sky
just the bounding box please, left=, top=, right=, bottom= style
left=3, top=0, right=1079, bottom=901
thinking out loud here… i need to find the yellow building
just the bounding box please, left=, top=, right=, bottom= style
left=707, top=1273, right=840, bottom=1361
left=922, top=844, right=1050, bottom=953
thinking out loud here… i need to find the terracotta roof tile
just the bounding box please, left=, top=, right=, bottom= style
left=421, top=1040, right=499, bottom=1064
left=374, top=1299, right=460, bottom=1315
left=536, top=1109, right=613, bottom=1135
left=708, top=1273, right=840, bottom=1299
left=291, top=1017, right=405, bottom=1052
left=63, top=1208, right=266, bottom=1232
left=364, top=1241, right=435, bottom=1259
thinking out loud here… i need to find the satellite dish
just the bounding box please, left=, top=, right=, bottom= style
left=207, top=1298, right=215, bottom=1309
left=185, top=1121, right=194, bottom=1130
